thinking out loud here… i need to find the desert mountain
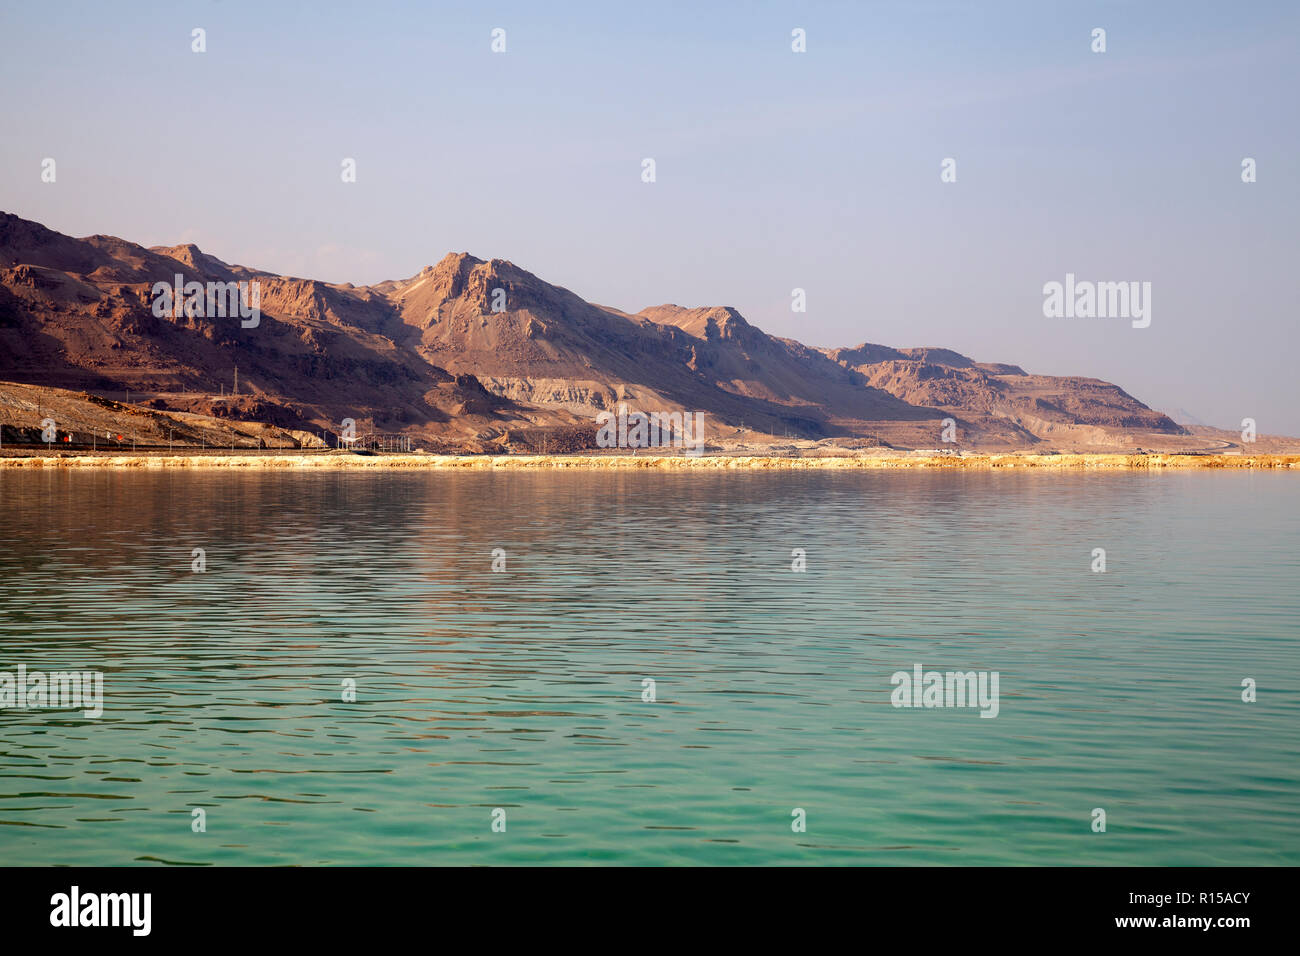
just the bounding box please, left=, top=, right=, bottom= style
left=1, top=210, right=1192, bottom=452
left=822, top=344, right=1179, bottom=448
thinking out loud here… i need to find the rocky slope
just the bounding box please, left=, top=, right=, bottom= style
left=1, top=210, right=1194, bottom=452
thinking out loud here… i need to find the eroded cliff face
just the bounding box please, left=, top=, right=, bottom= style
left=824, top=344, right=1183, bottom=443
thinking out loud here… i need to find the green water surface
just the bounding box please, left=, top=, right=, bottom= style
left=1, top=469, right=1296, bottom=865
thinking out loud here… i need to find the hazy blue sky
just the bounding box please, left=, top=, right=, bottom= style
left=2, top=1, right=1297, bottom=432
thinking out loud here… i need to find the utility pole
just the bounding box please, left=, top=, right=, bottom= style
left=233, top=366, right=238, bottom=397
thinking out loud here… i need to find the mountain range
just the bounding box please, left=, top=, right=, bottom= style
left=0, top=211, right=1218, bottom=453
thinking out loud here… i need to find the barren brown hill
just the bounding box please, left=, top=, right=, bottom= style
left=0, top=212, right=570, bottom=450
left=822, top=344, right=1182, bottom=447
left=0, top=380, right=327, bottom=450
left=385, top=254, right=928, bottom=440
left=0, top=210, right=1222, bottom=453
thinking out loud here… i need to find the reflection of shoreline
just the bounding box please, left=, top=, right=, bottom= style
left=3, top=453, right=1299, bottom=471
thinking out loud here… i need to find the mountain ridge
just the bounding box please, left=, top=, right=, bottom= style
left=1, top=211, right=1200, bottom=453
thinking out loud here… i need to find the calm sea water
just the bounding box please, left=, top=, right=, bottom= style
left=1, top=468, right=1297, bottom=865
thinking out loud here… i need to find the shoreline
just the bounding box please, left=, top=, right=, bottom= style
left=2, top=452, right=1299, bottom=470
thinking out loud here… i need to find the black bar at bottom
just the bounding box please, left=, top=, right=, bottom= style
left=0, top=866, right=1284, bottom=943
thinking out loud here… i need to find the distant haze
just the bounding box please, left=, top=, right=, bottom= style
left=1, top=1, right=1297, bottom=433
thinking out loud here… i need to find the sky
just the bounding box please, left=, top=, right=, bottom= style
left=2, top=0, right=1297, bottom=432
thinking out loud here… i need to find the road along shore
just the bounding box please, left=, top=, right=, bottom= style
left=3, top=453, right=1299, bottom=470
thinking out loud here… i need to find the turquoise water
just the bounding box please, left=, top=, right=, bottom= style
left=0, top=468, right=1297, bottom=865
